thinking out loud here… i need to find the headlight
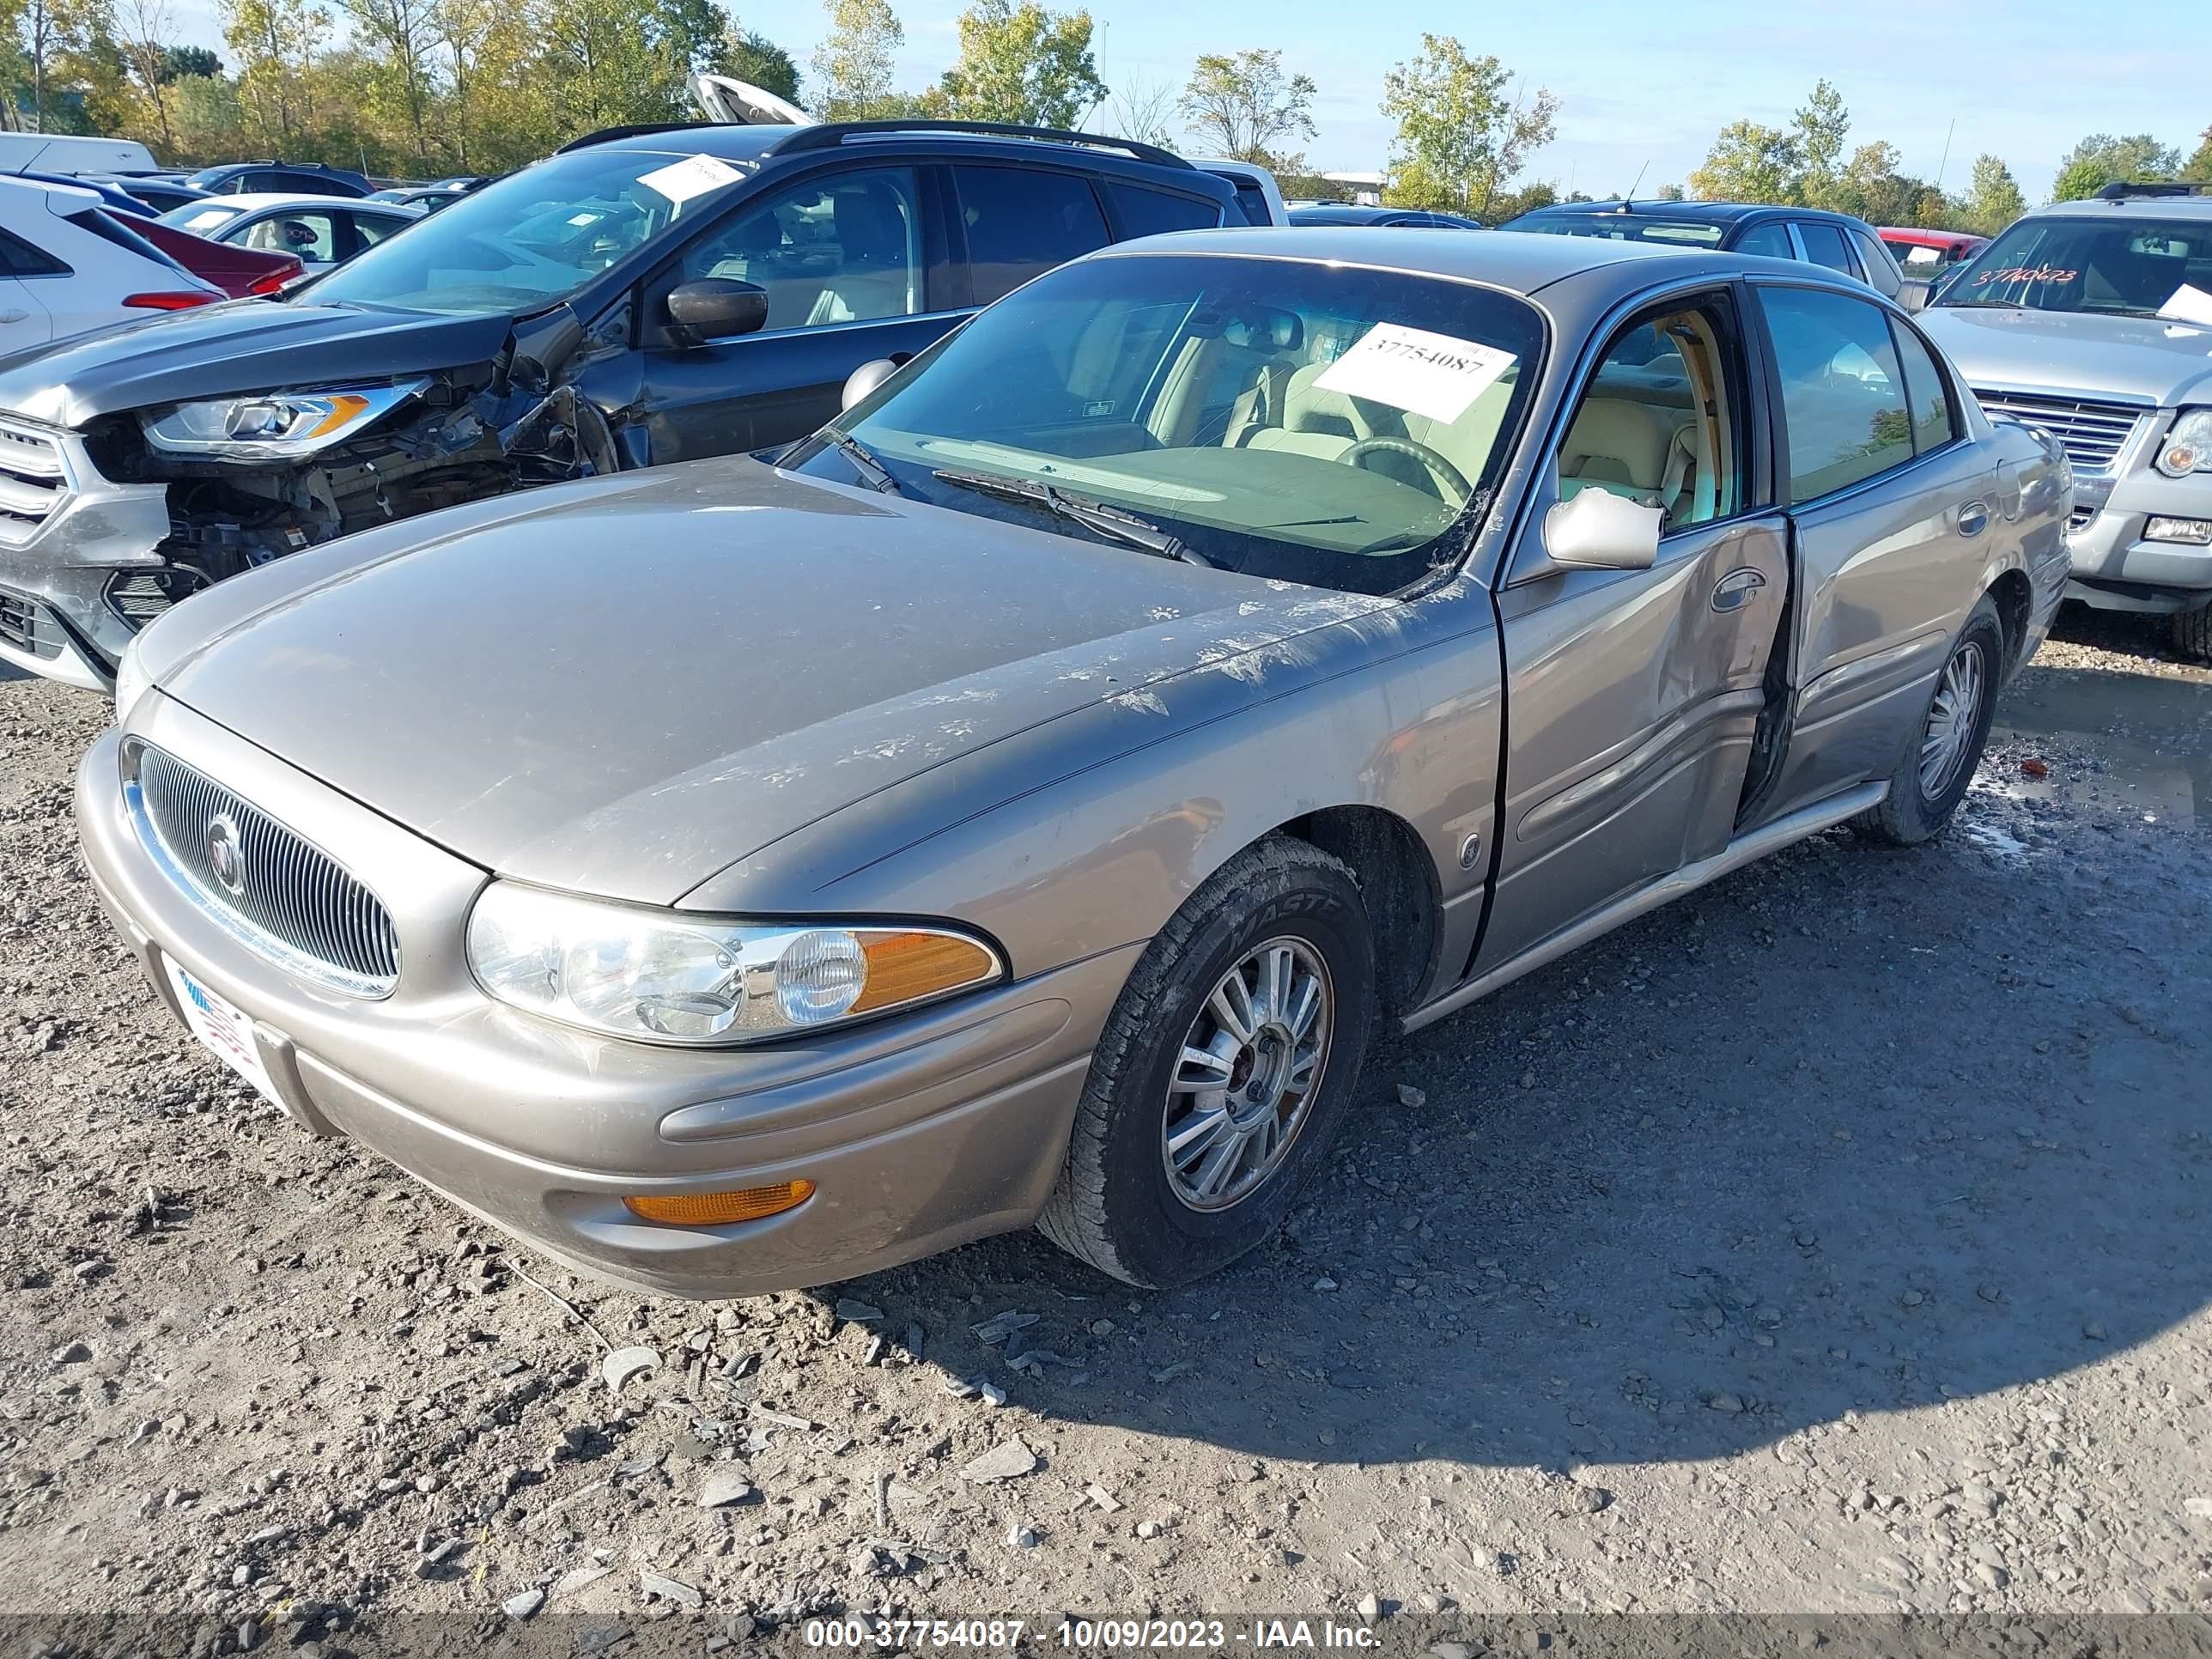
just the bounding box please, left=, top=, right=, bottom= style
left=112, top=634, right=150, bottom=724
left=143, top=380, right=428, bottom=460
left=465, top=883, right=1004, bottom=1046
left=2156, top=408, right=2212, bottom=479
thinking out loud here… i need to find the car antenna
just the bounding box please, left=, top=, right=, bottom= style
left=1623, top=161, right=1650, bottom=203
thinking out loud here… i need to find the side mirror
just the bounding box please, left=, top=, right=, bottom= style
left=665, top=278, right=768, bottom=344
left=1543, top=486, right=1662, bottom=571
left=1898, top=279, right=1932, bottom=313
left=841, top=357, right=901, bottom=412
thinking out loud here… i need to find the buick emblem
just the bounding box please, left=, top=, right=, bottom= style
left=205, top=814, right=246, bottom=895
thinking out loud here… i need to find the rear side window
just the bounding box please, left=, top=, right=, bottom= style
left=1849, top=228, right=1903, bottom=297
left=0, top=227, right=68, bottom=276
left=1762, top=285, right=1914, bottom=503
left=951, top=166, right=1110, bottom=305
left=1795, top=222, right=1856, bottom=275
left=1734, top=221, right=1794, bottom=260
left=1889, top=319, right=1959, bottom=452
left=1231, top=183, right=1272, bottom=226
left=1103, top=180, right=1220, bottom=240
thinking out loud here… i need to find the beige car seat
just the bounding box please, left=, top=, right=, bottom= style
left=805, top=186, right=914, bottom=326
left=1559, top=396, right=1694, bottom=514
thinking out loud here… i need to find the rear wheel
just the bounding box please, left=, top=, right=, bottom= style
left=1856, top=596, right=2004, bottom=846
left=1037, top=837, right=1377, bottom=1288
left=2172, top=601, right=2212, bottom=664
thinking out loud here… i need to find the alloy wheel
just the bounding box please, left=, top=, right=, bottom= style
left=1917, top=637, right=1986, bottom=801
left=1160, top=937, right=1334, bottom=1212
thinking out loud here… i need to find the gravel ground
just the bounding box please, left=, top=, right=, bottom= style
left=1, top=605, right=2208, bottom=1644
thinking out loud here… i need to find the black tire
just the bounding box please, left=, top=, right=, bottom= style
left=1855, top=596, right=2005, bottom=847
left=1037, top=836, right=1378, bottom=1288
left=2173, top=602, right=2212, bottom=664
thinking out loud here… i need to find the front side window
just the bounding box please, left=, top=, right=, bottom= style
left=1734, top=222, right=1794, bottom=259
left=1936, top=215, right=2212, bottom=317
left=1762, top=286, right=1915, bottom=503
left=354, top=213, right=402, bottom=247
left=953, top=166, right=1111, bottom=304
left=310, top=147, right=757, bottom=316
left=1560, top=298, right=1744, bottom=531
left=680, top=166, right=921, bottom=331
left=800, top=252, right=1546, bottom=595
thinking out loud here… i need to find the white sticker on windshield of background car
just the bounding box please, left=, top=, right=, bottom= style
left=1312, top=323, right=1517, bottom=425
left=2157, top=283, right=2212, bottom=329
left=636, top=153, right=745, bottom=208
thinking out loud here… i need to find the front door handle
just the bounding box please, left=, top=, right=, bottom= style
left=1957, top=499, right=1990, bottom=538
left=0, top=309, right=27, bottom=325
left=1711, top=566, right=1768, bottom=613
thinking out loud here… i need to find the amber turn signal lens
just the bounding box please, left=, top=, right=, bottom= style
left=851, top=930, right=998, bottom=1013
left=623, top=1180, right=817, bottom=1226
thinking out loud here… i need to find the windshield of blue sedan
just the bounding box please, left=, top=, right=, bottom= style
left=306, top=148, right=755, bottom=315
left=1937, top=216, right=2212, bottom=316
left=805, top=252, right=1546, bottom=595
left=1504, top=211, right=1726, bottom=246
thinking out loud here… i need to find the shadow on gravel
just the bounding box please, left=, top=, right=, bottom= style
left=830, top=664, right=2212, bottom=1478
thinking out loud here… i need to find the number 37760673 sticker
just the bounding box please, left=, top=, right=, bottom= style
left=1313, top=323, right=1517, bottom=425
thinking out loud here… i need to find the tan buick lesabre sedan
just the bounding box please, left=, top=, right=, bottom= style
left=77, top=229, right=2071, bottom=1295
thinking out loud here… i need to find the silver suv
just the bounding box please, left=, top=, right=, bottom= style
left=1917, top=184, right=2212, bottom=657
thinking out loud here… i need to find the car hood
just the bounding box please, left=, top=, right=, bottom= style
left=1921, top=304, right=2212, bottom=407
left=152, top=459, right=1389, bottom=905
left=0, top=299, right=512, bottom=428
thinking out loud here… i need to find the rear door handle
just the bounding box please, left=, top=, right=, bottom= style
left=0, top=310, right=27, bottom=325
left=1711, top=566, right=1768, bottom=613
left=1957, top=500, right=1990, bottom=537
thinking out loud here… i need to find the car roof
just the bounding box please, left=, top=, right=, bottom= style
left=2029, top=195, right=2212, bottom=220
left=569, top=121, right=1206, bottom=178
left=1092, top=224, right=1775, bottom=298
left=194, top=192, right=420, bottom=214
left=1287, top=204, right=1408, bottom=222
left=1510, top=199, right=1873, bottom=228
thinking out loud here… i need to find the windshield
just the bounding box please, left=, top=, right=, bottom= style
left=1937, top=216, right=2212, bottom=316
left=1504, top=211, right=1725, bottom=246
left=306, top=147, right=755, bottom=316
left=161, top=202, right=245, bottom=238
left=796, top=252, right=1545, bottom=595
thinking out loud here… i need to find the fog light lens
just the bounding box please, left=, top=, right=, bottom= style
left=623, top=1180, right=817, bottom=1226
left=2145, top=515, right=2212, bottom=544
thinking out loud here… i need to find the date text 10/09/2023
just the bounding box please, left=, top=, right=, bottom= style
left=802, top=1619, right=1382, bottom=1650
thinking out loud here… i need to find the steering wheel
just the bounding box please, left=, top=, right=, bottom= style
left=1340, top=436, right=1473, bottom=507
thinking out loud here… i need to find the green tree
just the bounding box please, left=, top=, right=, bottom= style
left=2186, top=125, right=2212, bottom=183
left=338, top=0, right=437, bottom=164
left=113, top=0, right=178, bottom=147
left=2052, top=132, right=2180, bottom=200
left=715, top=24, right=797, bottom=100
left=1178, top=47, right=1313, bottom=167
left=1377, top=33, right=1557, bottom=220
left=20, top=0, right=105, bottom=127
left=811, top=0, right=900, bottom=119
left=1687, top=119, right=1798, bottom=204
left=1103, top=72, right=1176, bottom=148
left=159, top=41, right=216, bottom=76
left=1655, top=181, right=1685, bottom=201
left=932, top=0, right=1102, bottom=130
left=221, top=0, right=324, bottom=149
left=1956, top=152, right=2026, bottom=235
left=1790, top=77, right=1848, bottom=202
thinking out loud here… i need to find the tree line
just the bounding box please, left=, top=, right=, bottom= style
left=3, top=0, right=2205, bottom=234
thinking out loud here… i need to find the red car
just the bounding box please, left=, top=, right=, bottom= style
left=133, top=218, right=301, bottom=299
left=1879, top=227, right=1990, bottom=274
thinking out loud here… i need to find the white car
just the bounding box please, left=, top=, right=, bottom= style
left=157, top=193, right=423, bottom=275
left=0, top=177, right=222, bottom=356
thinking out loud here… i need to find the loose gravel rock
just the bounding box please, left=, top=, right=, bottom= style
left=0, top=609, right=2207, bottom=1623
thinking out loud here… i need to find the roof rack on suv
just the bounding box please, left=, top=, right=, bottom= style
left=762, top=120, right=1191, bottom=171
left=2095, top=180, right=2212, bottom=202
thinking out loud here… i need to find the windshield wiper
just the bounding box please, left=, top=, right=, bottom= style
left=930, top=468, right=1211, bottom=567
left=825, top=427, right=902, bottom=495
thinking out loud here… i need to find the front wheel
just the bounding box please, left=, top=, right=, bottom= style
left=1037, top=837, right=1378, bottom=1288
left=2172, top=601, right=2212, bottom=664
left=1856, top=596, right=2004, bottom=846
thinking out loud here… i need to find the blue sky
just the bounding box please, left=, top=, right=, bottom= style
left=169, top=0, right=2205, bottom=203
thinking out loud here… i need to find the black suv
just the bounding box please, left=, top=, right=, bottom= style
left=0, top=121, right=1241, bottom=689
left=185, top=160, right=376, bottom=199
left=1499, top=199, right=1918, bottom=306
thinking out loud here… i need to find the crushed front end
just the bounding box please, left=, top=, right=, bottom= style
left=0, top=363, right=617, bottom=690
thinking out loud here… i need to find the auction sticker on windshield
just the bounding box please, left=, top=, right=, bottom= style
left=1315, top=323, right=1516, bottom=424
left=637, top=153, right=745, bottom=208
left=165, top=958, right=279, bottom=1106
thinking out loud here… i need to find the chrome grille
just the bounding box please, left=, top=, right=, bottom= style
left=125, top=741, right=399, bottom=997
left=0, top=422, right=71, bottom=546
left=1972, top=390, right=2146, bottom=476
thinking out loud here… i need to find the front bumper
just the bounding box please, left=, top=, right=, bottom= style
left=2063, top=466, right=2212, bottom=613
left=76, top=697, right=1127, bottom=1298
left=0, top=416, right=171, bottom=690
